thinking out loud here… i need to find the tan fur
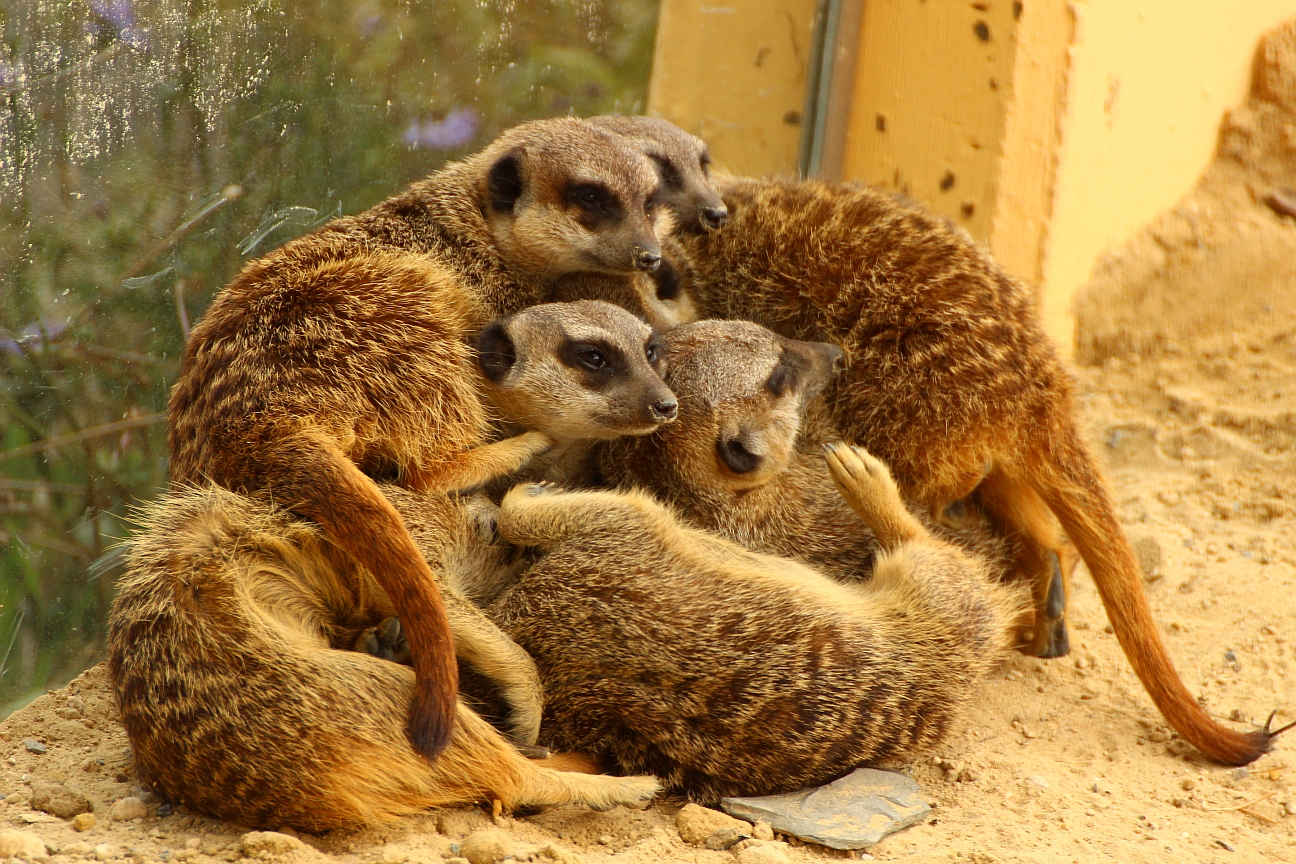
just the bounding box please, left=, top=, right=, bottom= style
left=657, top=176, right=1286, bottom=764
left=108, top=487, right=659, bottom=833
left=484, top=441, right=1021, bottom=803
left=167, top=117, right=671, bottom=760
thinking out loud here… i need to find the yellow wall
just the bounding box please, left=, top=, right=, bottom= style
left=1041, top=1, right=1296, bottom=351
left=647, top=0, right=817, bottom=176
left=840, top=1, right=1020, bottom=242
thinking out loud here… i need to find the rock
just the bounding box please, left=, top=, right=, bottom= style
left=721, top=767, right=930, bottom=850
left=1232, top=767, right=1249, bottom=781
left=0, top=829, right=48, bottom=859
left=1025, top=775, right=1049, bottom=789
left=93, top=844, right=115, bottom=862
left=242, top=831, right=309, bottom=860
left=73, top=813, right=97, bottom=832
left=459, top=830, right=515, bottom=864
left=736, top=843, right=793, bottom=864
left=109, top=797, right=148, bottom=822
left=537, top=843, right=583, bottom=864
left=675, top=802, right=752, bottom=845
left=29, top=779, right=92, bottom=819
left=1131, top=535, right=1163, bottom=580
left=23, top=739, right=47, bottom=755
left=62, top=841, right=93, bottom=856
left=703, top=826, right=748, bottom=851
left=751, top=820, right=774, bottom=841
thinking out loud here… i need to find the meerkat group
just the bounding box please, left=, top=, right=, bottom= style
left=110, top=113, right=1285, bottom=832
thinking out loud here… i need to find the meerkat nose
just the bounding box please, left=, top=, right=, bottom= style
left=650, top=399, right=678, bottom=421
left=634, top=249, right=662, bottom=272
left=701, top=206, right=729, bottom=230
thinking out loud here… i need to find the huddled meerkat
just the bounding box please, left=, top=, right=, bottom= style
left=483, top=442, right=1022, bottom=803
left=599, top=319, right=1024, bottom=590
left=624, top=169, right=1288, bottom=764
left=113, top=300, right=676, bottom=828
left=109, top=484, right=659, bottom=832
left=166, top=117, right=674, bottom=761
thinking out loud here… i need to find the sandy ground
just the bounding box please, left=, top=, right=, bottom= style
left=4, top=20, right=1296, bottom=864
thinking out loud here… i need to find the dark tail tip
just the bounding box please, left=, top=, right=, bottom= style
left=408, top=685, right=457, bottom=760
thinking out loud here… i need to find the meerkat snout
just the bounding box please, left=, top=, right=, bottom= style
left=475, top=300, right=676, bottom=442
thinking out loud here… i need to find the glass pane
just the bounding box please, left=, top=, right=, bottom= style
left=0, top=0, right=660, bottom=714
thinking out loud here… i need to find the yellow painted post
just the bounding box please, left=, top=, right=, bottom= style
left=647, top=0, right=818, bottom=176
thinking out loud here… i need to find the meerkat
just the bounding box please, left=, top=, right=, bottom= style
left=645, top=176, right=1290, bottom=765
left=482, top=442, right=1022, bottom=803
left=109, top=483, right=660, bottom=833
left=167, top=117, right=674, bottom=762
left=598, top=319, right=1023, bottom=589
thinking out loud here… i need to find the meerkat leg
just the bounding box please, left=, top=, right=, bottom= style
left=496, top=482, right=651, bottom=548
left=408, top=431, right=554, bottom=494
left=823, top=443, right=926, bottom=551
left=977, top=468, right=1071, bottom=658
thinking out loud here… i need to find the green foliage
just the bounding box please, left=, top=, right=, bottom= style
left=0, top=0, right=660, bottom=713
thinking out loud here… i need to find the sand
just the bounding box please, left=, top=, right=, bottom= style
left=3, top=19, right=1296, bottom=864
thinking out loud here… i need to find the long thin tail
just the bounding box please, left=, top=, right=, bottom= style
left=272, top=431, right=458, bottom=759
left=1031, top=428, right=1287, bottom=765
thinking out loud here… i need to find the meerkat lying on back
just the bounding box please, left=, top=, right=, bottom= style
left=586, top=117, right=1290, bottom=764
left=166, top=118, right=675, bottom=761
left=485, top=443, right=1021, bottom=802
left=111, top=301, right=673, bottom=830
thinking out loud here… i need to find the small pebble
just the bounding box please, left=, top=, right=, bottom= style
left=675, top=802, right=752, bottom=846
left=157, top=803, right=174, bottom=817
left=704, top=826, right=748, bottom=851
left=73, top=813, right=97, bottom=832
left=62, top=841, right=93, bottom=856
left=752, top=820, right=774, bottom=841
left=1231, top=767, right=1249, bottom=781
left=93, top=843, right=115, bottom=862
left=459, top=829, right=515, bottom=864
left=736, top=843, right=792, bottom=864
left=1025, top=775, right=1049, bottom=789
left=23, top=739, right=47, bottom=755
left=109, top=797, right=149, bottom=822
left=241, top=831, right=308, bottom=860
left=0, top=829, right=48, bottom=859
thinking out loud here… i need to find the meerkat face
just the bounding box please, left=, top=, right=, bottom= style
left=477, top=118, right=670, bottom=280
left=652, top=320, right=842, bottom=492
left=587, top=115, right=728, bottom=234
left=475, top=300, right=677, bottom=442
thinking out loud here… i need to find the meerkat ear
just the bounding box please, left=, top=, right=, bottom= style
left=768, top=340, right=844, bottom=400
left=486, top=151, right=525, bottom=213
left=476, top=319, right=517, bottom=384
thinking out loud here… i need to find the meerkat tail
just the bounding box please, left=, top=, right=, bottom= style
left=1031, top=427, right=1283, bottom=765
left=270, top=432, right=459, bottom=759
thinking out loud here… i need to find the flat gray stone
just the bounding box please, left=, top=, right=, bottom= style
left=720, top=768, right=930, bottom=850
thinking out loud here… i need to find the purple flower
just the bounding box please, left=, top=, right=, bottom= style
left=89, top=0, right=150, bottom=51
left=0, top=320, right=68, bottom=356
left=403, top=107, right=480, bottom=150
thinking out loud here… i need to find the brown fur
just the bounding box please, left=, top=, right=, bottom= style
left=108, top=486, right=659, bottom=832
left=485, top=442, right=1021, bottom=803
left=167, top=117, right=671, bottom=760
left=661, top=176, right=1286, bottom=765
left=600, top=320, right=1025, bottom=591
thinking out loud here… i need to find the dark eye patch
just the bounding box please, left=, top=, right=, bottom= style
left=766, top=347, right=811, bottom=398
left=565, top=182, right=622, bottom=229
left=648, top=153, right=684, bottom=190
left=560, top=337, right=627, bottom=387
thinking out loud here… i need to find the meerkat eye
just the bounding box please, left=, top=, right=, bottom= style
left=645, top=343, right=659, bottom=364
left=578, top=347, right=611, bottom=371
left=699, top=152, right=712, bottom=176
left=568, top=183, right=612, bottom=214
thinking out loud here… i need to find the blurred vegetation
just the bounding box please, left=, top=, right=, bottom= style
left=0, top=0, right=660, bottom=714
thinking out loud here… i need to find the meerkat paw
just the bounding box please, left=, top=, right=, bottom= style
left=354, top=616, right=412, bottom=666
left=824, top=443, right=923, bottom=549
left=516, top=430, right=557, bottom=458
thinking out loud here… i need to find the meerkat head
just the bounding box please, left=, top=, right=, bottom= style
left=474, top=118, right=670, bottom=280
left=587, top=115, right=728, bottom=234
left=475, top=300, right=677, bottom=442
left=612, top=320, right=841, bottom=493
